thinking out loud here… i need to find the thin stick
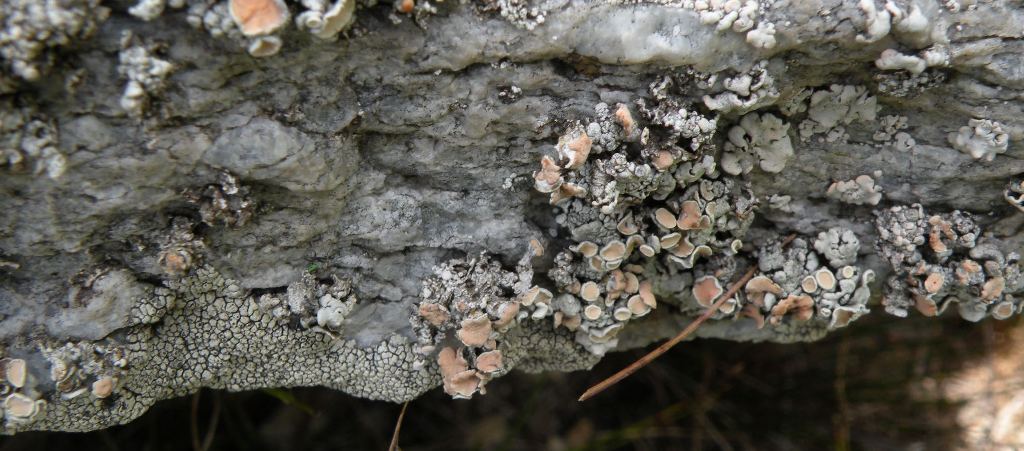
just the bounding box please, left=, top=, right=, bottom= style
left=578, top=234, right=797, bottom=402
left=190, top=391, right=202, bottom=451
left=387, top=401, right=410, bottom=451
left=578, top=266, right=757, bottom=402
left=199, top=392, right=221, bottom=451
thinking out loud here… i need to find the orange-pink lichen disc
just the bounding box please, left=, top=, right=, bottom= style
left=229, top=0, right=288, bottom=36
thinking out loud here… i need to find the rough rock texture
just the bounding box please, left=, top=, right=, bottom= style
left=0, top=0, right=1023, bottom=433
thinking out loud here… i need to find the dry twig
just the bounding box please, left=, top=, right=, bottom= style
left=388, top=401, right=410, bottom=451
left=579, top=234, right=796, bottom=401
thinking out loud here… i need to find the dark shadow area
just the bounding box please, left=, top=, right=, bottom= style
left=4, top=313, right=1019, bottom=451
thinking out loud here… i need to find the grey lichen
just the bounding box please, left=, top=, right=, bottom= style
left=186, top=0, right=242, bottom=39
left=256, top=271, right=358, bottom=331
left=826, top=174, right=884, bottom=206
left=411, top=251, right=529, bottom=398
left=183, top=171, right=255, bottom=228
left=128, top=0, right=186, bottom=21
left=4, top=265, right=438, bottom=432
left=798, top=85, right=879, bottom=143
left=185, top=0, right=295, bottom=57
left=874, top=70, right=947, bottom=98
left=873, top=115, right=916, bottom=152
left=0, top=0, right=109, bottom=84
left=814, top=228, right=861, bottom=269
left=2, top=0, right=1024, bottom=436
left=875, top=205, right=1022, bottom=321
left=528, top=90, right=872, bottom=357
left=1006, top=180, right=1024, bottom=213
left=702, top=61, right=779, bottom=114
left=875, top=48, right=927, bottom=75
left=748, top=236, right=874, bottom=330
left=156, top=218, right=206, bottom=277
left=295, top=0, right=356, bottom=40
left=720, top=112, right=794, bottom=175
left=0, top=100, right=66, bottom=179
left=117, top=37, right=174, bottom=117
left=948, top=119, right=1010, bottom=162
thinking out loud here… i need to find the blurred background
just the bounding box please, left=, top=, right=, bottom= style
left=3, top=314, right=1022, bottom=451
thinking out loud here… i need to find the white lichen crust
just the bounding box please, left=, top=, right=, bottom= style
left=3, top=266, right=432, bottom=432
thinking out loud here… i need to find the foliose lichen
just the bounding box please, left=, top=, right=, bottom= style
left=0, top=0, right=109, bottom=84
left=947, top=119, right=1010, bottom=162
left=0, top=100, right=66, bottom=179
left=875, top=204, right=1023, bottom=321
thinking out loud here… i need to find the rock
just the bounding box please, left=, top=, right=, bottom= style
left=0, top=0, right=1022, bottom=434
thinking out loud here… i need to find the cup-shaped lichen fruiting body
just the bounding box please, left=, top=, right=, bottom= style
left=229, top=0, right=289, bottom=36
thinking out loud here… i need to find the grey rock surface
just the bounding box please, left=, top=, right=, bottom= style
left=0, top=0, right=1022, bottom=433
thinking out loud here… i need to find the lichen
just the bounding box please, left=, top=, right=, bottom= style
left=174, top=0, right=369, bottom=53
left=855, top=0, right=891, bottom=43
left=826, top=174, right=884, bottom=206
left=720, top=112, right=794, bottom=175
left=747, top=237, right=874, bottom=330
left=874, top=70, right=947, bottom=98
left=477, top=0, right=547, bottom=30
left=157, top=218, right=206, bottom=277
left=875, top=49, right=927, bottom=75
left=1006, top=180, right=1024, bottom=213
left=117, top=37, right=174, bottom=117
left=295, top=0, right=356, bottom=40
left=526, top=89, right=873, bottom=358
left=0, top=100, right=66, bottom=179
left=0, top=267, right=416, bottom=432
left=128, top=0, right=186, bottom=21
left=411, top=251, right=531, bottom=398
left=256, top=272, right=359, bottom=331
left=183, top=172, right=255, bottom=228
left=797, top=85, right=879, bottom=143
left=875, top=204, right=1022, bottom=320
left=702, top=61, right=779, bottom=114
left=814, top=227, right=861, bottom=268
left=0, top=0, right=109, bottom=83
left=948, top=119, right=1010, bottom=162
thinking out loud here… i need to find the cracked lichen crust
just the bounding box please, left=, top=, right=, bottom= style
left=5, top=265, right=431, bottom=432
left=3, top=264, right=607, bottom=432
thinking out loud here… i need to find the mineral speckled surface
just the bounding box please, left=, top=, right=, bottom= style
left=0, top=0, right=1022, bottom=433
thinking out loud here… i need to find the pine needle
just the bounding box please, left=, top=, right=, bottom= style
left=388, top=401, right=410, bottom=451
left=578, top=234, right=796, bottom=401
